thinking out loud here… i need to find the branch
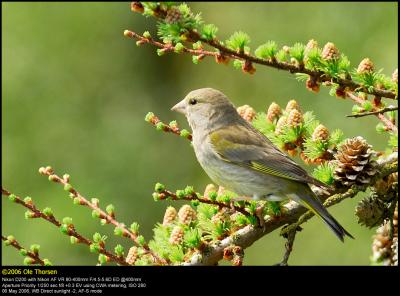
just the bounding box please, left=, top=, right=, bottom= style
left=155, top=188, right=252, bottom=217
left=1, top=188, right=130, bottom=266
left=37, top=166, right=167, bottom=265
left=183, top=152, right=398, bottom=265
left=346, top=106, right=398, bottom=118
left=346, top=92, right=398, bottom=132
left=2, top=235, right=48, bottom=266
left=145, top=112, right=192, bottom=141
left=127, top=2, right=397, bottom=100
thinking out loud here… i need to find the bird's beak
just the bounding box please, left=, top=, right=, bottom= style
left=171, top=99, right=186, bottom=114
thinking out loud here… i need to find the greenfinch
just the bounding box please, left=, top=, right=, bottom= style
left=172, top=88, right=353, bottom=241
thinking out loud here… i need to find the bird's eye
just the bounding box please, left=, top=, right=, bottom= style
left=189, top=98, right=197, bottom=105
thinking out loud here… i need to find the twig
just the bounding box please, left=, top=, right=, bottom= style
left=346, top=92, right=398, bottom=132
left=1, top=188, right=130, bottom=266
left=157, top=189, right=252, bottom=217
left=145, top=112, right=192, bottom=141
left=2, top=235, right=46, bottom=266
left=38, top=166, right=167, bottom=265
left=128, top=3, right=397, bottom=100
left=183, top=152, right=398, bottom=265
left=346, top=106, right=398, bottom=118
left=275, top=227, right=298, bottom=266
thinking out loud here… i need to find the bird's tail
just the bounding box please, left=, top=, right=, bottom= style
left=295, top=190, right=354, bottom=242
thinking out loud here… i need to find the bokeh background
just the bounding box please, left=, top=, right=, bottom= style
left=2, top=2, right=398, bottom=265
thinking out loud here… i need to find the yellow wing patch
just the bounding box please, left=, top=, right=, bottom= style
left=250, top=161, right=299, bottom=181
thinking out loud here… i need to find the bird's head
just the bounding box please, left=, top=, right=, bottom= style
left=171, top=88, right=238, bottom=130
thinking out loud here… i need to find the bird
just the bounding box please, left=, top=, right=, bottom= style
left=171, top=87, right=353, bottom=241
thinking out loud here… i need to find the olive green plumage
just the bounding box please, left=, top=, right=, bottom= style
left=171, top=88, right=353, bottom=241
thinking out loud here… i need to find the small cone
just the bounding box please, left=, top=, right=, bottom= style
left=321, top=42, right=340, bottom=61
left=163, top=206, right=177, bottom=226
left=178, top=205, right=197, bottom=225
left=357, top=58, right=374, bottom=74
left=169, top=226, right=184, bottom=245
left=266, top=102, right=282, bottom=123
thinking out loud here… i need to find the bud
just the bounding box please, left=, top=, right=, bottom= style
left=242, top=60, right=256, bottom=74
left=306, top=76, right=320, bottom=93
left=131, top=2, right=144, bottom=13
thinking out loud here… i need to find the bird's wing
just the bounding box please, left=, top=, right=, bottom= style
left=209, top=124, right=328, bottom=189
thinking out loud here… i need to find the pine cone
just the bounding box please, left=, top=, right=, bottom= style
left=204, top=184, right=217, bottom=199
left=163, top=206, right=177, bottom=226
left=333, top=136, right=377, bottom=187
left=178, top=205, right=196, bottom=225
left=355, top=196, right=386, bottom=228
left=371, top=221, right=396, bottom=265
left=266, top=102, right=282, bottom=123
left=392, top=69, right=398, bottom=84
left=165, top=8, right=182, bottom=24
left=275, top=116, right=287, bottom=135
left=321, top=42, right=340, bottom=61
left=392, top=237, right=398, bottom=266
left=285, top=99, right=300, bottom=113
left=126, top=246, right=138, bottom=265
left=312, top=124, right=329, bottom=142
left=169, top=226, right=184, bottom=245
left=287, top=109, right=303, bottom=128
left=374, top=172, right=398, bottom=197
left=357, top=58, right=374, bottom=74
left=237, top=105, right=256, bottom=122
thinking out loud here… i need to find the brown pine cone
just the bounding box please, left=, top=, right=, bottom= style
left=162, top=206, right=177, bottom=226
left=357, top=58, right=374, bottom=74
left=266, top=102, right=282, bottom=123
left=237, top=105, right=257, bottom=122
left=321, top=42, right=340, bottom=61
left=333, top=137, right=377, bottom=187
left=371, top=220, right=396, bottom=265
left=169, top=226, right=184, bottom=245
left=374, top=172, right=398, bottom=197
left=355, top=196, right=386, bottom=228
left=178, top=205, right=197, bottom=225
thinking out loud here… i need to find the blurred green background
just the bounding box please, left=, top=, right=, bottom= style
left=2, top=2, right=397, bottom=265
